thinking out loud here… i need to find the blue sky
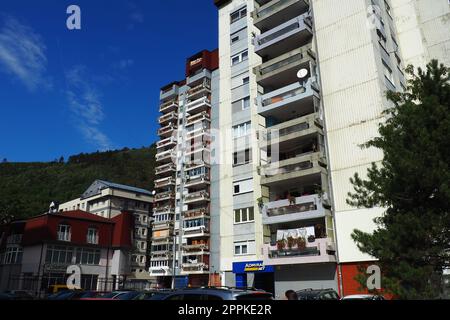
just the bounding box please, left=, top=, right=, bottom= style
left=0, top=0, right=218, bottom=162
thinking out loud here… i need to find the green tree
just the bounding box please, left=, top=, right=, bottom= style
left=347, top=60, right=450, bottom=299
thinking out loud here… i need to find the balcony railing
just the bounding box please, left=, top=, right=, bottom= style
left=262, top=194, right=326, bottom=224
left=186, top=111, right=210, bottom=126
left=185, top=143, right=210, bottom=156
left=185, top=175, right=210, bottom=188
left=157, top=136, right=177, bottom=149
left=182, top=243, right=209, bottom=252
left=186, top=126, right=210, bottom=140
left=183, top=208, right=209, bottom=219
left=155, top=177, right=176, bottom=188
left=153, top=205, right=175, bottom=215
left=184, top=161, right=210, bottom=171
left=159, top=111, right=177, bottom=125
left=260, top=152, right=326, bottom=185
left=254, top=12, right=312, bottom=58
left=183, top=225, right=210, bottom=238
left=181, top=262, right=209, bottom=273
left=154, top=191, right=175, bottom=202
left=187, top=80, right=211, bottom=99
left=253, top=0, right=310, bottom=30
left=155, top=163, right=176, bottom=175
left=184, top=191, right=210, bottom=204
left=186, top=96, right=211, bottom=113
left=263, top=238, right=336, bottom=265
left=159, top=100, right=178, bottom=113
left=155, top=149, right=175, bottom=162
left=157, top=124, right=177, bottom=137
left=257, top=78, right=319, bottom=116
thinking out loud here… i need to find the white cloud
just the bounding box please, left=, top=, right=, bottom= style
left=117, top=58, right=134, bottom=70
left=0, top=16, right=50, bottom=91
left=65, top=65, right=113, bottom=151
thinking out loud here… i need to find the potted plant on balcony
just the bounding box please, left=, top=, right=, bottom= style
left=287, top=236, right=295, bottom=250
left=297, top=237, right=306, bottom=250
left=276, top=239, right=286, bottom=251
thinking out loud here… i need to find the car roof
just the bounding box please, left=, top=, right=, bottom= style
left=342, top=294, right=381, bottom=299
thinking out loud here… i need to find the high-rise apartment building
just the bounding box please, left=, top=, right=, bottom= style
left=150, top=50, right=220, bottom=288
left=149, top=0, right=448, bottom=297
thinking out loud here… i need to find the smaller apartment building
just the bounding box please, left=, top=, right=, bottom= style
left=0, top=210, right=133, bottom=297
left=58, top=180, right=153, bottom=283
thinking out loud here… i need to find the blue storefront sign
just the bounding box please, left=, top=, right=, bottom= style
left=232, top=261, right=274, bottom=274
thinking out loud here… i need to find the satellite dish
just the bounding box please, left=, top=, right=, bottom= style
left=297, top=68, right=308, bottom=79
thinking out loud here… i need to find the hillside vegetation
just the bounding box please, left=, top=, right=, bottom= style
left=0, top=145, right=156, bottom=219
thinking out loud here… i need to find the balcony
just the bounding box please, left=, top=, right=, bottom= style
left=184, top=191, right=210, bottom=204
left=260, top=152, right=327, bottom=185
left=159, top=111, right=178, bottom=125
left=262, top=194, right=327, bottom=225
left=154, top=191, right=175, bottom=202
left=260, top=113, right=323, bottom=147
left=183, top=208, right=209, bottom=219
left=149, top=265, right=172, bottom=276
left=186, top=126, right=211, bottom=140
left=185, top=142, right=210, bottom=156
left=257, top=77, right=320, bottom=119
left=187, top=81, right=211, bottom=100
left=153, top=205, right=175, bottom=215
left=152, top=220, right=174, bottom=231
left=184, top=161, right=210, bottom=171
left=157, top=123, right=177, bottom=138
left=185, top=175, right=210, bottom=188
left=185, top=96, right=211, bottom=114
left=253, top=0, right=310, bottom=31
left=183, top=225, right=210, bottom=238
left=155, top=149, right=175, bottom=163
left=254, top=44, right=315, bottom=89
left=181, top=261, right=209, bottom=274
left=254, top=13, right=313, bottom=58
left=157, top=136, right=177, bottom=149
left=186, top=111, right=210, bottom=126
left=155, top=163, right=176, bottom=176
left=160, top=84, right=179, bottom=101
left=159, top=99, right=178, bottom=113
left=263, top=238, right=336, bottom=266
left=155, top=177, right=176, bottom=189
left=182, top=244, right=209, bottom=256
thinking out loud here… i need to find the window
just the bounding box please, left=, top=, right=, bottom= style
left=231, top=35, right=239, bottom=43
left=242, top=77, right=249, bottom=85
left=233, top=149, right=252, bottom=166
left=233, top=121, right=251, bottom=138
left=45, top=246, right=100, bottom=265
left=230, top=6, right=247, bottom=24
left=234, top=240, right=255, bottom=256
left=3, top=247, right=23, bottom=264
left=383, top=60, right=395, bottom=87
left=242, top=96, right=250, bottom=110
left=231, top=50, right=248, bottom=66
left=87, top=228, right=98, bottom=244
left=57, top=224, right=71, bottom=242
left=234, top=207, right=255, bottom=224
left=233, top=179, right=253, bottom=195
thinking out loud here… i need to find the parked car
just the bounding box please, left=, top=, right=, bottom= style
left=0, top=293, right=14, bottom=300
left=47, top=290, right=85, bottom=300
left=296, top=288, right=340, bottom=300
left=341, top=294, right=385, bottom=300
left=3, top=290, right=34, bottom=300
left=79, top=290, right=135, bottom=300
left=156, top=287, right=273, bottom=301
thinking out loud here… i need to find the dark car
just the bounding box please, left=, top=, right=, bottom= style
left=47, top=290, right=86, bottom=300
left=157, top=287, right=273, bottom=301
left=0, top=293, right=14, bottom=300
left=4, top=290, right=34, bottom=300
left=296, top=288, right=340, bottom=300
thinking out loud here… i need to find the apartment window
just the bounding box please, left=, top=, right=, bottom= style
left=233, top=179, right=253, bottom=195
left=231, top=50, right=248, bottom=66
left=233, top=149, right=252, bottom=166
left=231, top=35, right=239, bottom=44
left=234, top=207, right=255, bottom=224
left=242, top=96, right=250, bottom=110
left=3, top=247, right=23, bottom=264
left=383, top=60, right=395, bottom=87
left=45, top=245, right=100, bottom=265
left=230, top=6, right=247, bottom=24
left=233, top=121, right=251, bottom=138
left=57, top=224, right=71, bottom=242
left=87, top=228, right=98, bottom=244
left=242, top=77, right=249, bottom=85
left=234, top=240, right=255, bottom=256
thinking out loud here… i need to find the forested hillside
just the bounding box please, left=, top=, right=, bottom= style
left=0, top=145, right=156, bottom=219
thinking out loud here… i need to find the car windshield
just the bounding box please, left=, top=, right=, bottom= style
left=148, top=293, right=171, bottom=300
left=115, top=291, right=140, bottom=300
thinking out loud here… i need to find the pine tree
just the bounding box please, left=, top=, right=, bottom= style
left=347, top=60, right=450, bottom=299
